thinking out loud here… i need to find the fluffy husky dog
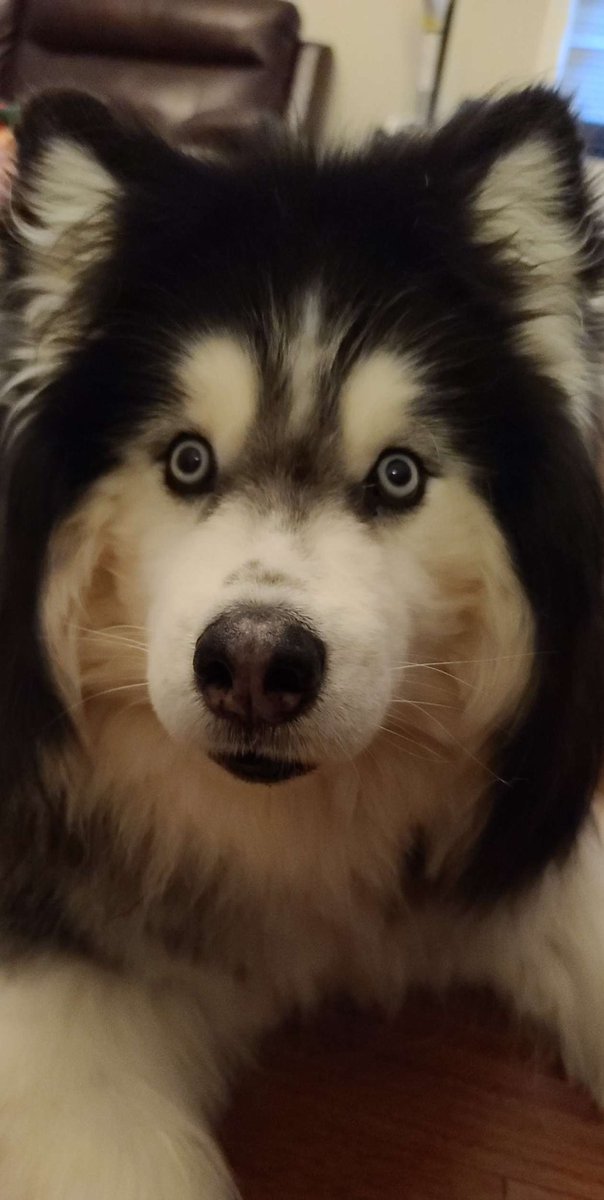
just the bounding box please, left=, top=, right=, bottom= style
left=0, top=86, right=603, bottom=1197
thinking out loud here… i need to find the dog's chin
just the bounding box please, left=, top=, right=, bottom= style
left=211, top=751, right=314, bottom=785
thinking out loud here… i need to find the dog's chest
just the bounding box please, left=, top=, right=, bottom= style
left=74, top=727, right=439, bottom=1004
left=129, top=850, right=416, bottom=1011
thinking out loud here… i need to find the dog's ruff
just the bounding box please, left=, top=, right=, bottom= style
left=0, top=87, right=603, bottom=1198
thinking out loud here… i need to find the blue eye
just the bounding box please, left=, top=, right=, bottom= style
left=165, top=435, right=214, bottom=495
left=368, top=450, right=426, bottom=510
left=376, top=452, right=419, bottom=499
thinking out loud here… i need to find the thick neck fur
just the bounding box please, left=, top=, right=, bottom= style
left=51, top=686, right=489, bottom=1000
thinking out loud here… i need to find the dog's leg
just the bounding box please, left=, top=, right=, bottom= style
left=0, top=955, right=247, bottom=1200
left=452, top=816, right=604, bottom=1103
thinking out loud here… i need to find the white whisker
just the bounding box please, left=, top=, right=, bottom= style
left=65, top=682, right=148, bottom=719
left=377, top=724, right=446, bottom=764
left=391, top=663, right=476, bottom=690
left=401, top=702, right=506, bottom=784
left=391, top=652, right=539, bottom=671
left=73, top=625, right=147, bottom=652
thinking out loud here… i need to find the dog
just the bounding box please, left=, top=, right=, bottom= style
left=0, top=85, right=603, bottom=1198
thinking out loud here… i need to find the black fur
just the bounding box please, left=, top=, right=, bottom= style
left=0, top=85, right=603, bottom=932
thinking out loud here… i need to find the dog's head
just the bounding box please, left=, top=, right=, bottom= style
left=1, top=89, right=603, bottom=898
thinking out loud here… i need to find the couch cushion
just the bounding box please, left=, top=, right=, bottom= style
left=0, top=0, right=330, bottom=146
left=22, top=0, right=300, bottom=66
left=8, top=42, right=296, bottom=130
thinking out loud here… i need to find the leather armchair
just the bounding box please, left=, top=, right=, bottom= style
left=0, top=0, right=332, bottom=144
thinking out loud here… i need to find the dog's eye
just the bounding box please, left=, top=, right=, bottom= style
left=165, top=435, right=214, bottom=495
left=368, top=450, right=425, bottom=509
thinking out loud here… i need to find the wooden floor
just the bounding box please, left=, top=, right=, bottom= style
left=221, top=993, right=604, bottom=1199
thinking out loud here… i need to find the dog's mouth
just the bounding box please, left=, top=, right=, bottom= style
left=212, top=751, right=314, bottom=784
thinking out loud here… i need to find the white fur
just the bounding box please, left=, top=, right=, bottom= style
left=340, top=350, right=426, bottom=476
left=0, top=958, right=239, bottom=1200
left=472, top=137, right=595, bottom=432
left=17, top=139, right=117, bottom=249
left=176, top=336, right=259, bottom=466
left=287, top=293, right=347, bottom=435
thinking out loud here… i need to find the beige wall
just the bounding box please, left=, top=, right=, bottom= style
left=297, top=0, right=424, bottom=142
left=435, top=0, right=574, bottom=119
left=297, top=1, right=574, bottom=141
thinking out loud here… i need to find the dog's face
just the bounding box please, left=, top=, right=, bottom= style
left=2, top=89, right=604, bottom=897
left=102, top=330, right=532, bottom=787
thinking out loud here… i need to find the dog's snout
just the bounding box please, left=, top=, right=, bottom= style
left=194, top=607, right=325, bottom=727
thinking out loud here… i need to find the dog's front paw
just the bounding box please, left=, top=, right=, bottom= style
left=0, top=1160, right=238, bottom=1200
left=0, top=1118, right=238, bottom=1200
left=0, top=958, right=242, bottom=1199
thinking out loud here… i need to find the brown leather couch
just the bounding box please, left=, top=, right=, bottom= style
left=0, top=0, right=332, bottom=145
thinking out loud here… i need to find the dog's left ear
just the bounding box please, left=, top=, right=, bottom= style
left=437, top=85, right=599, bottom=279
left=433, top=87, right=602, bottom=414
left=435, top=92, right=604, bottom=901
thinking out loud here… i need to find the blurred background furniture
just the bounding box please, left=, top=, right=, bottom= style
left=0, top=0, right=332, bottom=146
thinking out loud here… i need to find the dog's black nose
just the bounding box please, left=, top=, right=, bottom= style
left=194, top=607, right=325, bottom=727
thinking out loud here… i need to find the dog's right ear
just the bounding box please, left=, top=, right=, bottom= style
left=6, top=94, right=126, bottom=399
left=12, top=90, right=186, bottom=243
left=10, top=92, right=128, bottom=284
left=5, top=91, right=189, bottom=406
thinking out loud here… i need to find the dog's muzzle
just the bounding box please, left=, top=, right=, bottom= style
left=193, top=605, right=325, bottom=783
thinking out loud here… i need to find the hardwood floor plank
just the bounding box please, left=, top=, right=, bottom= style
left=506, top=1184, right=573, bottom=1200
left=221, top=993, right=604, bottom=1200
